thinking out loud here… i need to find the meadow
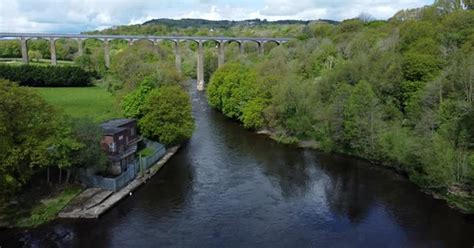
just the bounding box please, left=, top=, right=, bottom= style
left=32, top=86, right=122, bottom=122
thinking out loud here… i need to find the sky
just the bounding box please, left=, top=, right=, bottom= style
left=0, top=0, right=434, bottom=33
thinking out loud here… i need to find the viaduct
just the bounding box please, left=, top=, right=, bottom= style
left=0, top=33, right=291, bottom=90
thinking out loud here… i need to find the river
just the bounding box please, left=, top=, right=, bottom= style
left=1, top=87, right=474, bottom=247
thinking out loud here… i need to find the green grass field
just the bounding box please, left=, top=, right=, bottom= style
left=32, top=86, right=122, bottom=122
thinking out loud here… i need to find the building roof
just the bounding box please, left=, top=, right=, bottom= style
left=100, top=118, right=135, bottom=135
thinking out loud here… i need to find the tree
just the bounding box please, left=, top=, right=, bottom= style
left=122, top=77, right=156, bottom=118
left=28, top=50, right=43, bottom=62
left=64, top=117, right=107, bottom=182
left=74, top=54, right=94, bottom=72
left=240, top=97, right=268, bottom=129
left=267, top=78, right=318, bottom=138
left=208, top=63, right=260, bottom=119
left=343, top=80, right=382, bottom=157
left=139, top=85, right=194, bottom=145
left=0, top=80, right=74, bottom=196
left=0, top=40, right=20, bottom=58
left=110, top=42, right=159, bottom=91
left=402, top=52, right=442, bottom=82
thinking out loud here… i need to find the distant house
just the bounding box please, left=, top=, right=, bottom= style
left=100, top=118, right=142, bottom=176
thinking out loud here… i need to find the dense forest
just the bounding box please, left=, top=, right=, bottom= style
left=0, top=0, right=472, bottom=214
left=207, top=2, right=474, bottom=212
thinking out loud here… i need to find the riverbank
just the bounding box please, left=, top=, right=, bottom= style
left=0, top=185, right=83, bottom=228
left=58, top=146, right=180, bottom=219
left=0, top=146, right=180, bottom=228
left=257, top=129, right=474, bottom=215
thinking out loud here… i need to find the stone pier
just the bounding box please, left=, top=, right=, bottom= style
left=104, top=38, right=110, bottom=68
left=239, top=41, right=244, bottom=55
left=258, top=41, right=265, bottom=56
left=77, top=38, right=83, bottom=56
left=218, top=42, right=225, bottom=68
left=20, top=37, right=28, bottom=64
left=49, top=38, right=57, bottom=65
left=197, top=41, right=204, bottom=91
left=174, top=42, right=182, bottom=75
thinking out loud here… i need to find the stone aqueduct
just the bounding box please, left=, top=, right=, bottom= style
left=0, top=33, right=290, bottom=90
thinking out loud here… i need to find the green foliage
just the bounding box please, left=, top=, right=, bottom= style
left=343, top=80, right=382, bottom=157
left=402, top=52, right=442, bottom=82
left=0, top=4, right=472, bottom=212
left=139, top=85, right=194, bottom=145
left=68, top=117, right=107, bottom=170
left=203, top=5, right=474, bottom=210
left=15, top=185, right=82, bottom=227
left=0, top=64, right=92, bottom=87
left=378, top=125, right=421, bottom=170
left=0, top=40, right=20, bottom=58
left=138, top=147, right=154, bottom=157
left=204, top=49, right=218, bottom=83
left=74, top=50, right=106, bottom=75
left=207, top=63, right=259, bottom=119
left=0, top=80, right=72, bottom=197
left=267, top=79, right=318, bottom=138
left=416, top=135, right=457, bottom=188
left=28, top=50, right=43, bottom=62
left=240, top=97, right=268, bottom=129
left=110, top=42, right=160, bottom=90
left=122, top=77, right=155, bottom=118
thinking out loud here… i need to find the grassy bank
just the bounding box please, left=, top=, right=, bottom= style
left=0, top=185, right=83, bottom=228
left=32, top=86, right=122, bottom=122
left=15, top=185, right=83, bottom=227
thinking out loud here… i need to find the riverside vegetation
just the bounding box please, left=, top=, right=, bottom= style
left=0, top=0, right=472, bottom=225
left=0, top=65, right=194, bottom=226
left=0, top=35, right=194, bottom=228
left=207, top=3, right=474, bottom=212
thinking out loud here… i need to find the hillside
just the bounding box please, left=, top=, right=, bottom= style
left=84, top=18, right=339, bottom=37
left=142, top=18, right=339, bottom=28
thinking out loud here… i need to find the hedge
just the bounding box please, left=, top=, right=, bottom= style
left=0, top=64, right=93, bottom=87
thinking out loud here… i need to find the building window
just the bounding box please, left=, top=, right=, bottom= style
left=119, top=135, right=123, bottom=140
left=131, top=128, right=135, bottom=136
left=109, top=142, right=116, bottom=152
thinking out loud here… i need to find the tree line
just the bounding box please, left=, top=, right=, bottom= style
left=207, top=2, right=474, bottom=211
left=0, top=0, right=472, bottom=213
left=0, top=64, right=93, bottom=87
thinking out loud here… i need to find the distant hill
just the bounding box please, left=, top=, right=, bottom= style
left=142, top=18, right=339, bottom=28
left=85, top=18, right=340, bottom=37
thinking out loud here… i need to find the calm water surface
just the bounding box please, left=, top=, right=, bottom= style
left=1, top=87, right=474, bottom=247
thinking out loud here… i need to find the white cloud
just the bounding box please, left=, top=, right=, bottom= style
left=0, top=0, right=434, bottom=33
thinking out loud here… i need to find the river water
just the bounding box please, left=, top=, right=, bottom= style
left=1, top=88, right=474, bottom=248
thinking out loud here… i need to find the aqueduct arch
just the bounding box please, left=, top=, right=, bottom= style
left=0, top=33, right=290, bottom=90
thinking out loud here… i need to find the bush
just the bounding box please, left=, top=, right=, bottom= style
left=207, top=63, right=259, bottom=119
left=139, top=85, right=194, bottom=146
left=0, top=64, right=92, bottom=87
left=122, top=77, right=155, bottom=118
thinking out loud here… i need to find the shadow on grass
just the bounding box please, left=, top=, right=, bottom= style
left=0, top=183, right=83, bottom=228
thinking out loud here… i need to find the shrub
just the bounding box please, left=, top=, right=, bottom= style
left=0, top=64, right=92, bottom=87
left=139, top=85, right=194, bottom=146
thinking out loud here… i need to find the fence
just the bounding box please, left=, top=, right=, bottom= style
left=79, top=140, right=166, bottom=192
left=140, top=141, right=167, bottom=171
left=79, top=163, right=138, bottom=192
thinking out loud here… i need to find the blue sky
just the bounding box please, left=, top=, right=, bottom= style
left=0, top=0, right=433, bottom=33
